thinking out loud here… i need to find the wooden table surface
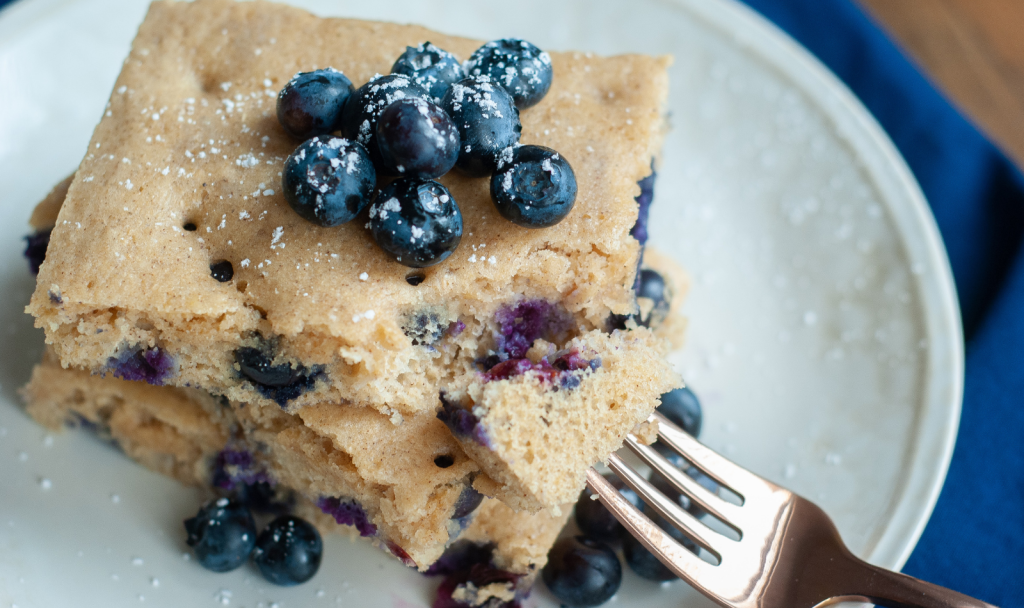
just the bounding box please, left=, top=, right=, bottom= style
left=858, top=0, right=1024, bottom=171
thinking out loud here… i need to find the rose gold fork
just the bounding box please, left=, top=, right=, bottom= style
left=586, top=411, right=998, bottom=608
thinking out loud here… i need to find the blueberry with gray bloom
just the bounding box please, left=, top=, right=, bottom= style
left=282, top=135, right=375, bottom=227
left=253, top=515, right=323, bottom=586
left=391, top=42, right=465, bottom=102
left=543, top=536, right=622, bottom=607
left=276, top=68, right=354, bottom=139
left=369, top=178, right=463, bottom=268
left=490, top=144, right=576, bottom=228
left=340, top=73, right=428, bottom=167
left=376, top=98, right=460, bottom=178
left=184, top=497, right=257, bottom=573
left=465, top=39, right=553, bottom=109
left=441, top=76, right=521, bottom=176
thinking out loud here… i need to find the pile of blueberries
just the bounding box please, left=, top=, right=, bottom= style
left=277, top=39, right=578, bottom=269
left=184, top=498, right=323, bottom=586
left=542, top=386, right=709, bottom=607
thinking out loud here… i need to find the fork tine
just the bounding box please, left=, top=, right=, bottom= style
left=585, top=468, right=714, bottom=584
left=652, top=411, right=762, bottom=500
left=606, top=453, right=725, bottom=559
left=624, top=433, right=743, bottom=534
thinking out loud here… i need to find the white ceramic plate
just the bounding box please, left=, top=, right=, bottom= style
left=0, top=0, right=963, bottom=606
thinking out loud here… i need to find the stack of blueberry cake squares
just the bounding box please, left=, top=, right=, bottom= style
left=20, top=0, right=689, bottom=604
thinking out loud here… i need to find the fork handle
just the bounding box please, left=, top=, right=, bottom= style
left=840, top=559, right=999, bottom=608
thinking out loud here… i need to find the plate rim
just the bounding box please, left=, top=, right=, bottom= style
left=665, top=0, right=965, bottom=571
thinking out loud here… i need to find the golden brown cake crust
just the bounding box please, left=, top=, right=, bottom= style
left=28, top=0, right=672, bottom=416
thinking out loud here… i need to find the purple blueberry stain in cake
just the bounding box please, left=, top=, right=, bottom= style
left=447, top=320, right=466, bottom=337
left=24, top=228, right=51, bottom=275
left=481, top=357, right=552, bottom=382
left=552, top=348, right=595, bottom=372
left=437, top=393, right=493, bottom=449
left=493, top=299, right=571, bottom=360
left=630, top=168, right=656, bottom=246
left=433, top=562, right=523, bottom=608
left=316, top=496, right=377, bottom=537
left=479, top=348, right=599, bottom=389
left=451, top=484, right=484, bottom=520
left=106, top=346, right=175, bottom=385
left=211, top=448, right=273, bottom=491
left=425, top=541, right=497, bottom=577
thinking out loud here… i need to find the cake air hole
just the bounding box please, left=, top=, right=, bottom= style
left=235, top=280, right=248, bottom=293
left=406, top=271, right=426, bottom=286
left=183, top=222, right=198, bottom=231
left=433, top=454, right=455, bottom=468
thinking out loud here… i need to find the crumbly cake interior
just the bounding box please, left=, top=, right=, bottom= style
left=28, top=0, right=672, bottom=418
left=23, top=349, right=489, bottom=568
left=446, top=328, right=678, bottom=511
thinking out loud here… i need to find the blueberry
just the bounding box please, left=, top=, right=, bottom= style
left=390, top=42, right=465, bottom=103
left=609, top=266, right=672, bottom=331
left=234, top=347, right=322, bottom=407
left=369, top=178, right=463, bottom=268
left=282, top=135, right=375, bottom=227
left=376, top=98, right=459, bottom=178
left=441, top=76, right=521, bottom=176
left=542, top=536, right=622, bottom=607
left=630, top=170, right=656, bottom=245
left=649, top=460, right=718, bottom=519
left=183, top=497, right=256, bottom=573
left=574, top=474, right=641, bottom=544
left=490, top=144, right=576, bottom=228
left=24, top=228, right=51, bottom=275
left=635, top=268, right=671, bottom=328
left=451, top=484, right=484, bottom=519
left=210, top=260, right=233, bottom=282
left=658, top=386, right=702, bottom=437
left=253, top=515, right=323, bottom=586
left=277, top=68, right=354, bottom=140
left=235, top=347, right=303, bottom=387
left=623, top=511, right=698, bottom=582
left=465, top=39, right=553, bottom=109
left=340, top=74, right=427, bottom=167
left=235, top=481, right=294, bottom=515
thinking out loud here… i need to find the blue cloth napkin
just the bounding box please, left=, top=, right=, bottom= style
left=2, top=0, right=1020, bottom=604
left=739, top=1, right=1024, bottom=605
